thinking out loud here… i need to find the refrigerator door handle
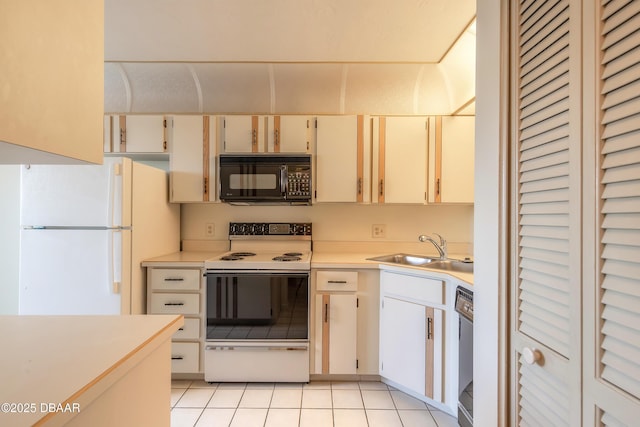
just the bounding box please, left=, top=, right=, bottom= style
left=109, top=230, right=123, bottom=294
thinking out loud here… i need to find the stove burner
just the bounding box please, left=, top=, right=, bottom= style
left=230, top=252, right=256, bottom=257
left=283, top=252, right=303, bottom=257
left=273, top=255, right=302, bottom=262
left=220, top=255, right=242, bottom=261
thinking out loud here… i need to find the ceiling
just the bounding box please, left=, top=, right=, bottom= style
left=103, top=0, right=477, bottom=115
left=105, top=0, right=476, bottom=63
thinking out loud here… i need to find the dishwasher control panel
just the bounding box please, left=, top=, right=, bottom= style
left=455, top=286, right=474, bottom=322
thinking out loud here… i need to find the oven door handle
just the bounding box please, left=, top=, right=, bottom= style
left=205, top=345, right=308, bottom=351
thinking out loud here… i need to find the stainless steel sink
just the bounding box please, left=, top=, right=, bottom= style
left=422, top=259, right=474, bottom=274
left=367, top=253, right=473, bottom=273
left=367, top=253, right=437, bottom=266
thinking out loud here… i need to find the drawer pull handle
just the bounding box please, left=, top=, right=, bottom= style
left=205, top=345, right=307, bottom=351
left=178, top=327, right=184, bottom=331
left=164, top=302, right=185, bottom=306
left=171, top=356, right=184, bottom=360
left=327, top=280, right=347, bottom=284
left=164, top=278, right=185, bottom=282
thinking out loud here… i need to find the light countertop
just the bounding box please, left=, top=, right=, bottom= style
left=141, top=251, right=225, bottom=267
left=0, top=315, right=182, bottom=426
left=142, top=250, right=473, bottom=286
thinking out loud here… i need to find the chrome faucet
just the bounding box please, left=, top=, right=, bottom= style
left=418, top=233, right=447, bottom=259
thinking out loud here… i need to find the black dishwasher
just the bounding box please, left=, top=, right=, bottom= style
left=455, top=286, right=473, bottom=427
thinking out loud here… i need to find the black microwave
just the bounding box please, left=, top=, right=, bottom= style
left=218, top=154, right=312, bottom=205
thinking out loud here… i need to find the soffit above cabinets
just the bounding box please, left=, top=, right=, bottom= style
left=104, top=0, right=476, bottom=115
left=105, top=0, right=476, bottom=63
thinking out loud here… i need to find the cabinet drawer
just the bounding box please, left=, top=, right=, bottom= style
left=174, top=317, right=200, bottom=340
left=150, top=293, right=200, bottom=315
left=171, top=342, right=199, bottom=373
left=381, top=271, right=444, bottom=305
left=150, top=269, right=201, bottom=291
left=316, top=271, right=358, bottom=292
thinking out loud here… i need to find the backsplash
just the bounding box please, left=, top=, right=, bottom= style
left=181, top=203, right=473, bottom=249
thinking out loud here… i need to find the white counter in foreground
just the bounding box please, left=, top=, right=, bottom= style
left=0, top=315, right=183, bottom=427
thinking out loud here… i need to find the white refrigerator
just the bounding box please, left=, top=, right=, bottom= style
left=19, top=157, right=180, bottom=315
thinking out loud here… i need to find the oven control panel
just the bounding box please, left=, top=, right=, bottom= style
left=229, top=222, right=312, bottom=237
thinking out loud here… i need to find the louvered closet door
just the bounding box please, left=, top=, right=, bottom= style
left=584, top=1, right=640, bottom=424
left=510, top=0, right=582, bottom=424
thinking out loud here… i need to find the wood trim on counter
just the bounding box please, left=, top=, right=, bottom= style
left=425, top=306, right=435, bottom=399
left=322, top=294, right=331, bottom=374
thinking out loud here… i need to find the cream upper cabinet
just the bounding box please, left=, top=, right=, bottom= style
left=1, top=1, right=103, bottom=164
left=109, top=115, right=169, bottom=153
left=374, top=116, right=428, bottom=204
left=220, top=115, right=262, bottom=153
left=170, top=115, right=216, bottom=203
left=268, top=116, right=311, bottom=153
left=315, top=115, right=366, bottom=203
left=429, top=116, right=475, bottom=204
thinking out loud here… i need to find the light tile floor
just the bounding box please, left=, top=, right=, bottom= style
left=171, top=380, right=459, bottom=427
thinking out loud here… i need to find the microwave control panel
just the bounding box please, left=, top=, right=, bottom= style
left=287, top=165, right=311, bottom=199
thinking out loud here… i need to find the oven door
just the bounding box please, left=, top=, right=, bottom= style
left=219, top=160, right=286, bottom=202
left=206, top=271, right=309, bottom=340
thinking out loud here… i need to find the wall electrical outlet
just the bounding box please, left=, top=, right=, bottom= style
left=372, top=224, right=386, bottom=238
left=205, top=223, right=215, bottom=237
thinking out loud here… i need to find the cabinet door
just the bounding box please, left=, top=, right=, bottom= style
left=221, top=115, right=260, bottom=153
left=273, top=116, right=310, bottom=153
left=378, top=116, right=428, bottom=204
left=120, top=115, right=168, bottom=153
left=435, top=116, right=474, bottom=203
left=170, top=116, right=216, bottom=202
left=315, top=293, right=357, bottom=374
left=380, top=296, right=443, bottom=400
left=315, top=116, right=364, bottom=203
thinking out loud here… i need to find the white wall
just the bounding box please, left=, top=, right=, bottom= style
left=0, top=166, right=21, bottom=314
left=474, top=0, right=504, bottom=425
left=181, top=203, right=474, bottom=248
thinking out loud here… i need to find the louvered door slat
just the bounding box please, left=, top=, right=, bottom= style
left=520, top=271, right=570, bottom=294
left=520, top=138, right=570, bottom=162
left=518, top=355, right=570, bottom=426
left=520, top=0, right=560, bottom=41
left=601, top=2, right=640, bottom=45
left=602, top=130, right=640, bottom=153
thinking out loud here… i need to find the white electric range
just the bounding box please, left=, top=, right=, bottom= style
left=204, top=222, right=312, bottom=383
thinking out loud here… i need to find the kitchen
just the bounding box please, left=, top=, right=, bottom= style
left=3, top=0, right=640, bottom=426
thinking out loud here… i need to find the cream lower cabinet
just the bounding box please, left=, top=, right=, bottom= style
left=314, top=270, right=358, bottom=374
left=147, top=267, right=204, bottom=375
left=380, top=296, right=443, bottom=400
left=315, top=293, right=358, bottom=374
left=312, top=269, right=380, bottom=376
left=379, top=270, right=447, bottom=408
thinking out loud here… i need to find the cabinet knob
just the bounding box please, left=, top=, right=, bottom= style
left=522, top=347, right=542, bottom=365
